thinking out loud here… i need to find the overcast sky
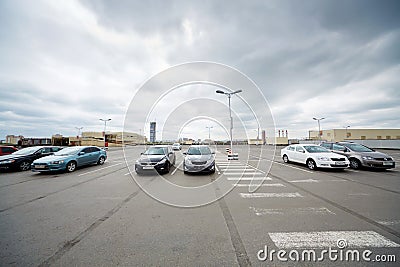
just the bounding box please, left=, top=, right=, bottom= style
left=1, top=0, right=399, bottom=141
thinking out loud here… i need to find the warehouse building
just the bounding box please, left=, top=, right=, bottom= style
left=309, top=129, right=400, bottom=142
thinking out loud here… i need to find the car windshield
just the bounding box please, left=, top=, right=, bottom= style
left=143, top=147, right=167, bottom=155
left=54, top=147, right=81, bottom=156
left=344, top=143, right=374, bottom=152
left=12, top=147, right=40, bottom=155
left=304, top=146, right=330, bottom=153
left=187, top=146, right=211, bottom=155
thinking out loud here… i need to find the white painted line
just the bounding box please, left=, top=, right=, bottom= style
left=215, top=165, right=221, bottom=175
left=269, top=231, right=400, bottom=249
left=290, top=179, right=319, bottom=183
left=228, top=177, right=272, bottom=181
left=240, top=192, right=302, bottom=198
left=250, top=207, right=335, bottom=216
left=78, top=163, right=123, bottom=176
left=348, top=193, right=370, bottom=196
left=377, top=220, right=400, bottom=226
left=170, top=161, right=183, bottom=176
left=224, top=172, right=264, bottom=176
left=124, top=172, right=131, bottom=176
left=235, top=183, right=285, bottom=187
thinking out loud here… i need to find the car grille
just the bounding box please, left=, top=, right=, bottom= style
left=140, top=162, right=157, bottom=166
left=192, top=161, right=207, bottom=165
left=330, top=158, right=346, bottom=161
left=374, top=158, right=391, bottom=161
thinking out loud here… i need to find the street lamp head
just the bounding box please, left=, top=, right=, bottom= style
left=216, top=90, right=225, bottom=94
left=232, top=89, right=242, bottom=94
left=313, top=117, right=317, bottom=120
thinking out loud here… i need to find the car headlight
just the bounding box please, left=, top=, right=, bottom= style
left=317, top=157, right=329, bottom=161
left=156, top=158, right=167, bottom=165
left=0, top=159, right=15, bottom=164
left=50, top=160, right=64, bottom=165
left=184, top=158, right=192, bottom=165
left=362, top=156, right=374, bottom=160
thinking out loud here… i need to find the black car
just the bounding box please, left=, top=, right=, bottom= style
left=135, top=145, right=175, bottom=174
left=0, top=146, right=63, bottom=171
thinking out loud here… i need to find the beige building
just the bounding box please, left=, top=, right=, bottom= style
left=266, top=136, right=288, bottom=145
left=81, top=131, right=146, bottom=147
left=309, top=129, right=400, bottom=142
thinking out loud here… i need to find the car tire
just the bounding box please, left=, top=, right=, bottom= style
left=66, top=161, right=77, bottom=172
left=282, top=154, right=289, bottom=163
left=349, top=158, right=361, bottom=169
left=19, top=161, right=31, bottom=171
left=306, top=159, right=316, bottom=170
left=97, top=156, right=105, bottom=165
left=164, top=162, right=170, bottom=174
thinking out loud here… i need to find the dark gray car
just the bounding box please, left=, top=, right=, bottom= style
left=320, top=142, right=395, bottom=170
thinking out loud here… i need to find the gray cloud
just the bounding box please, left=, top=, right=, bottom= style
left=0, top=0, right=399, bottom=141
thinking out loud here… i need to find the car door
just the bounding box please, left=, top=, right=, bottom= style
left=332, top=144, right=347, bottom=156
left=89, top=147, right=101, bottom=163
left=295, top=146, right=307, bottom=163
left=77, top=147, right=92, bottom=165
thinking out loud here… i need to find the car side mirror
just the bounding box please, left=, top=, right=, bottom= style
left=212, top=152, right=215, bottom=154
left=183, top=152, right=187, bottom=155
left=78, top=152, right=85, bottom=156
left=140, top=152, right=143, bottom=155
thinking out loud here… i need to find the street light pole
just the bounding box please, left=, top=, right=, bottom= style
left=99, top=118, right=111, bottom=148
left=75, top=127, right=83, bottom=146
left=206, top=126, right=213, bottom=139
left=344, top=125, right=350, bottom=139
left=313, top=117, right=325, bottom=140
left=216, top=89, right=242, bottom=156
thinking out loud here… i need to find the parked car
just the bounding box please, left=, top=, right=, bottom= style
left=183, top=145, right=216, bottom=174
left=281, top=144, right=349, bottom=170
left=135, top=145, right=175, bottom=174
left=172, top=143, right=182, bottom=151
left=31, top=146, right=107, bottom=173
left=0, top=146, right=18, bottom=156
left=320, top=141, right=395, bottom=169
left=0, top=146, right=63, bottom=171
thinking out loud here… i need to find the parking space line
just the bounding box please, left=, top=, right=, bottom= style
left=290, top=179, right=319, bottom=183
left=228, top=177, right=272, bottom=181
left=170, top=161, right=183, bottom=176
left=250, top=207, right=335, bottom=216
left=235, top=183, right=285, bottom=187
left=240, top=192, right=303, bottom=198
left=78, top=163, right=123, bottom=176
left=269, top=230, right=400, bottom=249
left=249, top=154, right=314, bottom=174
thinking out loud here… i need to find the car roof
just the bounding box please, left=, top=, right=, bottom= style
left=189, top=145, right=210, bottom=147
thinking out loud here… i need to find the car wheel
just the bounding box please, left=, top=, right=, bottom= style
left=306, top=159, right=316, bottom=170
left=282, top=154, right=289, bottom=163
left=66, top=161, right=77, bottom=172
left=164, top=162, right=170, bottom=174
left=97, top=156, right=105, bottom=165
left=19, top=161, right=31, bottom=171
left=349, top=158, right=361, bottom=169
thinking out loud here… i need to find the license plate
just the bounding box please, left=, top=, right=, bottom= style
left=383, top=162, right=393, bottom=166
left=335, top=162, right=346, bottom=165
left=35, top=165, right=46, bottom=169
left=143, top=166, right=154, bottom=170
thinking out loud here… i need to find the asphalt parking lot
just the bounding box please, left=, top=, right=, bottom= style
left=1, top=145, right=399, bottom=266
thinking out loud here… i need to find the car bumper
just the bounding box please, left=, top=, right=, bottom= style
left=184, top=163, right=215, bottom=173
left=31, top=163, right=66, bottom=172
left=0, top=163, right=14, bottom=169
left=135, top=163, right=168, bottom=173
left=361, top=160, right=395, bottom=169
left=316, top=161, right=349, bottom=168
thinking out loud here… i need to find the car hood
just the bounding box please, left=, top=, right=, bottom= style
left=138, top=155, right=166, bottom=162
left=0, top=154, right=30, bottom=161
left=358, top=151, right=391, bottom=159
left=33, top=155, right=70, bottom=163
left=186, top=154, right=214, bottom=162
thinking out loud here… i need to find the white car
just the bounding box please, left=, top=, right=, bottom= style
left=280, top=144, right=349, bottom=170
left=172, top=143, right=181, bottom=150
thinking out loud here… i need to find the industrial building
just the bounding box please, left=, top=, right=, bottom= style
left=309, top=129, right=400, bottom=142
